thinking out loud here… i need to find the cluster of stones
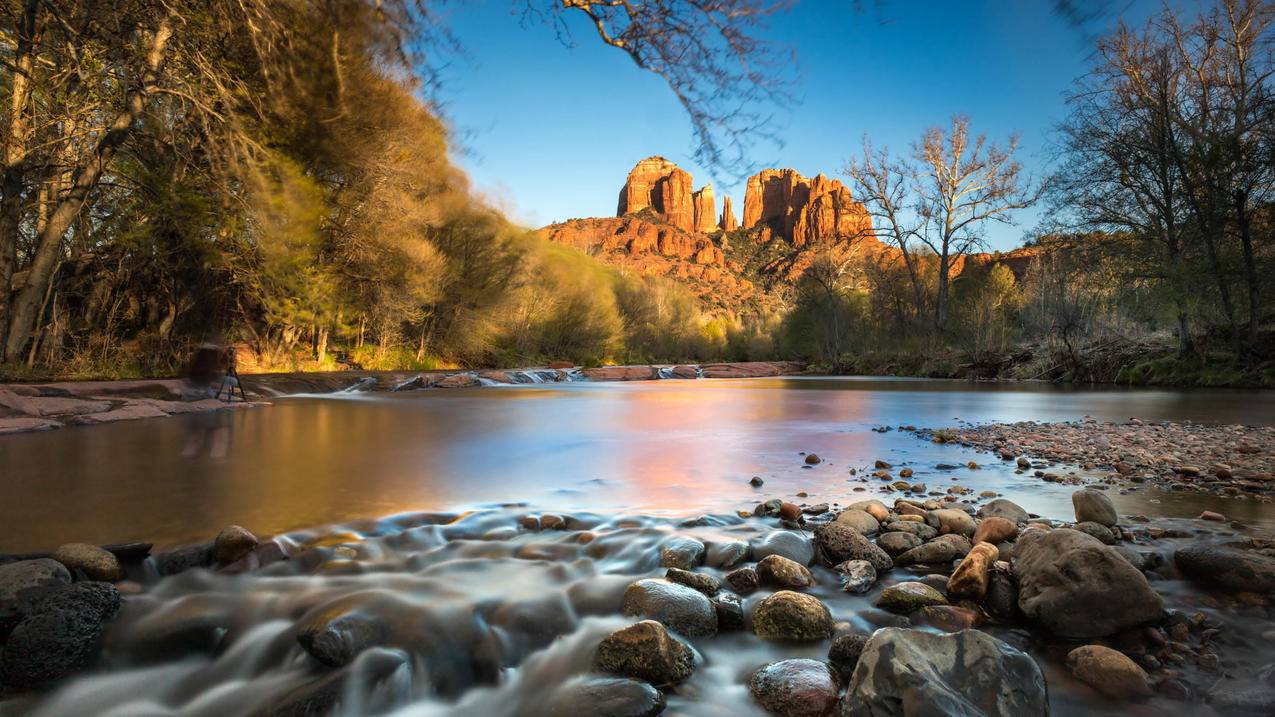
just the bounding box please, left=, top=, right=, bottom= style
left=0, top=383, right=249, bottom=435
left=0, top=525, right=259, bottom=690
left=919, top=419, right=1274, bottom=499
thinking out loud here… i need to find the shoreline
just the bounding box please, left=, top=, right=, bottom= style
left=0, top=361, right=805, bottom=436
left=2, top=428, right=1273, bottom=715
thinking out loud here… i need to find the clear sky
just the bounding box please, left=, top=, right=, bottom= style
left=435, top=0, right=1169, bottom=251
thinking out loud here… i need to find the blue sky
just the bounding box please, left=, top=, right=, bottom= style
left=435, top=0, right=1167, bottom=251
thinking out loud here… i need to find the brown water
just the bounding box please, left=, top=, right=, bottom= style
left=3, top=377, right=1274, bottom=717
left=3, top=377, right=1272, bottom=553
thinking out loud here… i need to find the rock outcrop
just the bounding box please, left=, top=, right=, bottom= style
left=692, top=185, right=716, bottom=233
left=720, top=196, right=738, bottom=231
left=616, top=156, right=707, bottom=234
left=743, top=169, right=872, bottom=247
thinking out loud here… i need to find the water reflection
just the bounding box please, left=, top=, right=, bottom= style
left=2, top=377, right=1271, bottom=552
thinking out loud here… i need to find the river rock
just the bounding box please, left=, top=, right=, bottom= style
left=665, top=568, right=720, bottom=596
left=757, top=554, right=816, bottom=589
left=0, top=582, right=120, bottom=688
left=840, top=627, right=1048, bottom=717
left=750, top=531, right=814, bottom=566
left=814, top=522, right=892, bottom=572
left=621, top=578, right=717, bottom=637
left=882, top=521, right=937, bottom=541
left=847, top=500, right=890, bottom=523
left=297, top=609, right=389, bottom=668
left=1206, top=674, right=1275, bottom=716
left=835, top=560, right=876, bottom=594
left=1072, top=489, right=1118, bottom=527
left=930, top=509, right=976, bottom=538
left=705, top=540, right=749, bottom=569
left=1066, top=644, right=1152, bottom=700
left=248, top=647, right=408, bottom=717
left=876, top=532, right=922, bottom=556
left=1013, top=528, right=1163, bottom=637
left=213, top=525, right=260, bottom=565
left=659, top=538, right=705, bottom=570
left=1174, top=544, right=1275, bottom=592
left=749, top=658, right=840, bottom=717
left=151, top=542, right=214, bottom=577
left=982, top=564, right=1019, bottom=621
left=947, top=543, right=999, bottom=600
left=1072, top=521, right=1117, bottom=545
left=894, top=534, right=972, bottom=567
left=834, top=509, right=881, bottom=535
left=50, top=543, right=123, bottom=582
left=976, top=499, right=1030, bottom=524
left=753, top=591, right=833, bottom=641
left=594, top=620, right=694, bottom=686
left=711, top=593, right=744, bottom=631
left=875, top=582, right=947, bottom=614
left=0, top=558, right=70, bottom=624
left=913, top=605, right=981, bottom=631
left=973, top=517, right=1018, bottom=545
left=543, top=675, right=667, bottom=717
left=828, top=633, right=868, bottom=680
left=726, top=567, right=760, bottom=594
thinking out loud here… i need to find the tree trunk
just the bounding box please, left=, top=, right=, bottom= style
left=935, top=251, right=950, bottom=329
left=1234, top=191, right=1260, bottom=345
left=4, top=17, right=174, bottom=362
left=0, top=0, right=42, bottom=353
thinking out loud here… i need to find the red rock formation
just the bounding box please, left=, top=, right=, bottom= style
left=617, top=156, right=696, bottom=233
left=720, top=196, right=738, bottom=232
left=692, top=185, right=717, bottom=233
left=742, top=169, right=872, bottom=246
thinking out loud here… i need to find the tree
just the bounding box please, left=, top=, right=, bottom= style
left=844, top=138, right=926, bottom=319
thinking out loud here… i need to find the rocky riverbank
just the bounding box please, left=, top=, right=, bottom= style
left=3, top=445, right=1274, bottom=716
left=0, top=361, right=805, bottom=436
left=915, top=419, right=1274, bottom=500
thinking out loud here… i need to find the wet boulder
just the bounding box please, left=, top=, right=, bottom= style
left=1013, top=528, right=1162, bottom=638
left=249, top=647, right=409, bottom=717
left=972, top=517, right=1018, bottom=545
left=711, top=593, right=745, bottom=631
left=594, top=620, right=694, bottom=686
left=0, top=558, right=70, bottom=626
left=846, top=500, right=890, bottom=523
left=982, top=563, right=1019, bottom=621
left=213, top=525, right=260, bottom=565
left=835, top=560, right=876, bottom=594
left=705, top=540, right=750, bottom=569
left=297, top=609, right=389, bottom=668
left=929, top=509, right=976, bottom=538
left=0, top=582, right=120, bottom=689
left=752, top=591, right=833, bottom=641
left=1072, top=521, right=1117, bottom=545
left=827, top=633, right=869, bottom=680
left=1066, top=644, right=1152, bottom=700
left=1174, top=544, right=1275, bottom=593
left=814, top=523, right=892, bottom=572
left=542, top=675, right=667, bottom=717
left=947, top=542, right=999, bottom=600
left=151, top=542, right=214, bottom=577
left=840, top=627, right=1048, bottom=717
left=725, top=567, right=760, bottom=595
left=664, top=568, right=720, bottom=596
left=621, top=578, right=717, bottom=638
left=894, top=534, right=972, bottom=567
left=882, top=521, right=937, bottom=541
left=51, top=543, right=124, bottom=582
left=875, top=582, right=947, bottom=614
left=749, top=658, right=840, bottom=717
left=876, top=532, right=922, bottom=557
left=658, top=537, right=705, bottom=570
left=976, top=499, right=1030, bottom=524
left=1072, top=489, right=1118, bottom=527
left=834, top=509, right=881, bottom=535
left=750, top=531, right=814, bottom=566
left=757, top=554, right=815, bottom=590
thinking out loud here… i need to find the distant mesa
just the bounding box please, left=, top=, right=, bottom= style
left=743, top=169, right=873, bottom=248
left=617, top=156, right=716, bottom=234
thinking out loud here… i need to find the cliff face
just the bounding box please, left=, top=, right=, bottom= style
left=720, top=196, right=738, bottom=232
left=692, top=185, right=717, bottom=233
left=743, top=169, right=872, bottom=247
left=617, top=156, right=716, bottom=235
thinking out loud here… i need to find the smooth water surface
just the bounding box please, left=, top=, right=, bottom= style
left=4, top=377, right=1271, bottom=552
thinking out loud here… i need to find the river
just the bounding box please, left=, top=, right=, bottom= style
left=1, top=377, right=1272, bottom=716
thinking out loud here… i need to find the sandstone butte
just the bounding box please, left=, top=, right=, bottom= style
left=540, top=156, right=1041, bottom=312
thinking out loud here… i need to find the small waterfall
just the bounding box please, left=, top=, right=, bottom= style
left=392, top=375, right=427, bottom=392
left=559, top=368, right=583, bottom=382
left=476, top=376, right=499, bottom=387
left=339, top=377, right=378, bottom=393
left=657, top=366, right=674, bottom=380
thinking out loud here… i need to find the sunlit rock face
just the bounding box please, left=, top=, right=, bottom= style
left=742, top=168, right=872, bottom=247
left=616, top=156, right=701, bottom=234
left=719, top=196, right=738, bottom=232
left=692, top=185, right=717, bottom=233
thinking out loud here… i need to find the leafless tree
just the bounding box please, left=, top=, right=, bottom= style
left=844, top=137, right=926, bottom=318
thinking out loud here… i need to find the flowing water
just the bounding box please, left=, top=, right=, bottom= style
left=2, top=377, right=1274, bottom=716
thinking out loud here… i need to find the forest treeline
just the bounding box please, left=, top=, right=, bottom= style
left=0, top=0, right=786, bottom=378
left=0, top=0, right=1270, bottom=385
left=785, top=0, right=1274, bottom=386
